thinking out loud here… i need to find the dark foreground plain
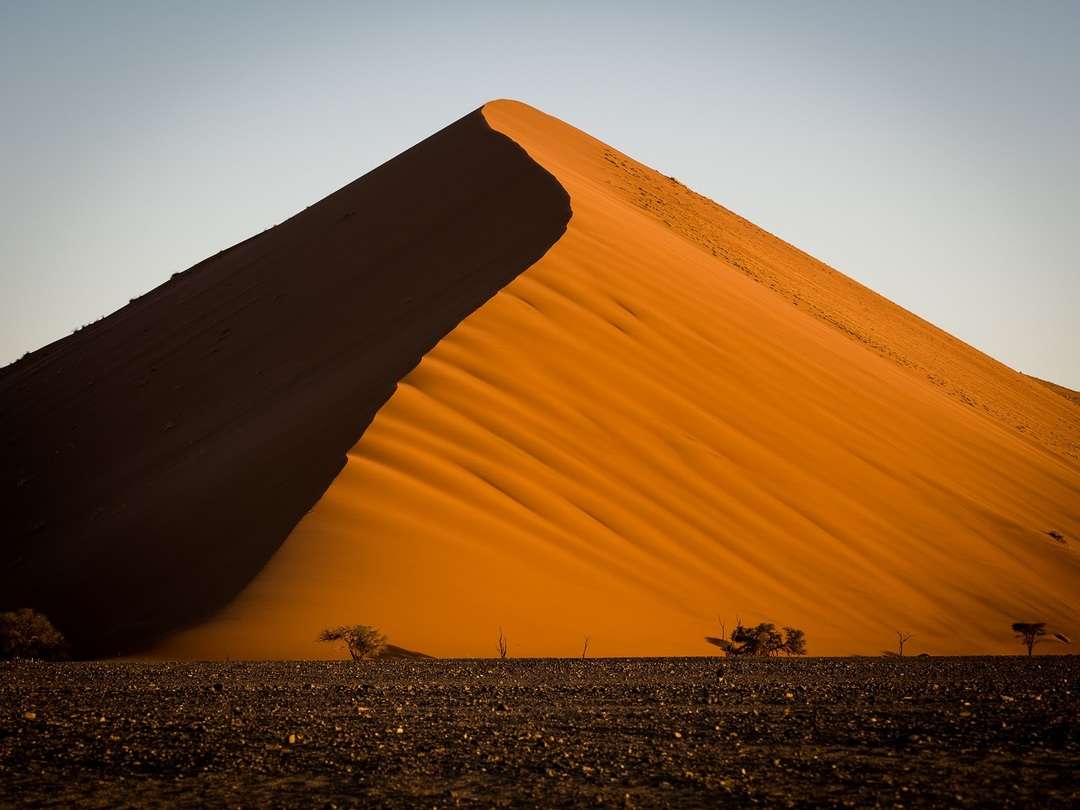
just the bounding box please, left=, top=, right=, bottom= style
left=2, top=658, right=1077, bottom=808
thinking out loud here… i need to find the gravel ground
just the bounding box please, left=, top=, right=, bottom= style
left=1, top=657, right=1077, bottom=808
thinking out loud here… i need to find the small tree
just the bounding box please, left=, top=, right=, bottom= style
left=706, top=618, right=807, bottom=657
left=734, top=623, right=784, bottom=656
left=896, top=631, right=913, bottom=657
left=317, top=625, right=386, bottom=661
left=783, top=627, right=807, bottom=656
left=1011, top=622, right=1069, bottom=657
left=1012, top=622, right=1046, bottom=657
left=0, top=609, right=68, bottom=661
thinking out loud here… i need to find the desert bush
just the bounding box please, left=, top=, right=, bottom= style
left=0, top=609, right=69, bottom=660
left=317, top=625, right=386, bottom=661
left=782, top=626, right=807, bottom=656
left=706, top=619, right=806, bottom=657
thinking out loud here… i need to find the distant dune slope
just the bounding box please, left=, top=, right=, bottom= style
left=0, top=109, right=570, bottom=656
left=1028, top=376, right=1080, bottom=408
left=153, top=100, right=1079, bottom=660
left=592, top=142, right=1080, bottom=465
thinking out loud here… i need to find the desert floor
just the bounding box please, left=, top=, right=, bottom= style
left=2, top=658, right=1077, bottom=807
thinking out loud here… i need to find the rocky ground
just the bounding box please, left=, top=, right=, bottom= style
left=1, top=657, right=1077, bottom=807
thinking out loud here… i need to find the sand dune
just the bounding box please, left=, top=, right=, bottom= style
left=150, top=101, right=1079, bottom=659
left=0, top=108, right=568, bottom=656
left=1029, top=376, right=1080, bottom=408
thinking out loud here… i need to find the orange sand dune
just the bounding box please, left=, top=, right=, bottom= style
left=0, top=109, right=568, bottom=656
left=152, top=101, right=1079, bottom=659
left=1029, top=376, right=1080, bottom=408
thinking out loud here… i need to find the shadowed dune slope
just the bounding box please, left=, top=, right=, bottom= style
left=152, top=100, right=1079, bottom=660
left=0, top=109, right=570, bottom=656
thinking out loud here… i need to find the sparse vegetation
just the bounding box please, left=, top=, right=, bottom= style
left=706, top=618, right=806, bottom=657
left=782, top=626, right=807, bottom=656
left=497, top=628, right=509, bottom=660
left=317, top=625, right=386, bottom=661
left=896, top=630, right=913, bottom=657
left=581, top=636, right=590, bottom=659
left=883, top=630, right=915, bottom=657
left=1011, top=622, right=1069, bottom=656
left=0, top=608, right=68, bottom=661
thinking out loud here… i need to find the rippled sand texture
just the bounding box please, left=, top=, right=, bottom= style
left=153, top=101, right=1079, bottom=659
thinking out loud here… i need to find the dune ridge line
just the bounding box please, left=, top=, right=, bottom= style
left=0, top=107, right=571, bottom=656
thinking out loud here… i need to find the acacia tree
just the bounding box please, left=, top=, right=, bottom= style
left=317, top=625, right=386, bottom=661
left=706, top=619, right=807, bottom=657
left=782, top=627, right=807, bottom=656
left=1011, top=622, right=1069, bottom=657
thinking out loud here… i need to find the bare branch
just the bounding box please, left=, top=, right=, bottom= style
left=896, top=630, right=913, bottom=657
left=497, top=628, right=509, bottom=660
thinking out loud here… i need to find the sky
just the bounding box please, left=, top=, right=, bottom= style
left=1, top=1, right=1077, bottom=386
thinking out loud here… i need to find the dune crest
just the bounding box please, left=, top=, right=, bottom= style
left=0, top=108, right=569, bottom=656
left=151, top=100, right=1079, bottom=660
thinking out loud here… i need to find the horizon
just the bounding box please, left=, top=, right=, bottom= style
left=1, top=2, right=1078, bottom=387
left=3, top=6, right=1079, bottom=804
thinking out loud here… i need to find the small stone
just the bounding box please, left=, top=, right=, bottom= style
left=23, top=711, right=36, bottom=720
left=287, top=733, right=297, bottom=744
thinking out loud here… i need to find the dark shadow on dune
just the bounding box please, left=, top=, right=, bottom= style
left=0, top=108, right=571, bottom=657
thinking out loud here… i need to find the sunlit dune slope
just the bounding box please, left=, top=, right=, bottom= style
left=0, top=109, right=569, bottom=656
left=1029, top=376, right=1080, bottom=408
left=153, top=100, right=1079, bottom=659
left=590, top=140, right=1080, bottom=465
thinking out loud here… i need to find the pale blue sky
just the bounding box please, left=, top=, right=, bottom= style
left=2, top=1, right=1077, bottom=385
